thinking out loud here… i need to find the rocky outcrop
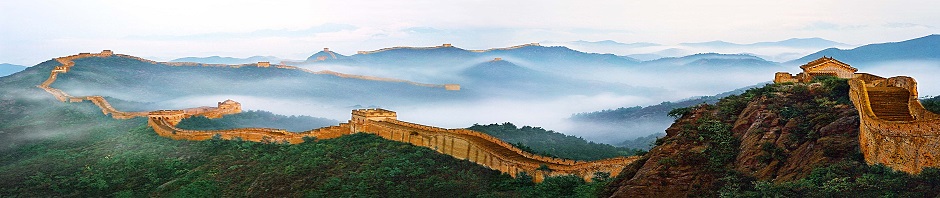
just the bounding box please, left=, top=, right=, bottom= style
left=610, top=82, right=861, bottom=197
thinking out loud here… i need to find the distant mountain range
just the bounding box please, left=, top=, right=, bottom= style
left=680, top=38, right=850, bottom=49
left=170, top=56, right=285, bottom=64
left=0, top=63, right=26, bottom=77
left=642, top=53, right=777, bottom=66
left=550, top=38, right=850, bottom=62
left=787, top=34, right=940, bottom=66
left=566, top=40, right=661, bottom=48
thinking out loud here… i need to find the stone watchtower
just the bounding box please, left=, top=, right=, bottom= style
left=350, top=109, right=397, bottom=133
left=203, top=99, right=242, bottom=119
left=100, top=50, right=114, bottom=56
left=774, top=57, right=858, bottom=83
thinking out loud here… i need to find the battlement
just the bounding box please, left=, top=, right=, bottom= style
left=218, top=99, right=241, bottom=109
left=257, top=62, right=271, bottom=67
left=492, top=57, right=502, bottom=61
left=149, top=110, right=185, bottom=116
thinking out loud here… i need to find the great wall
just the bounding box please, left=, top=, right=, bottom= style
left=37, top=50, right=638, bottom=182
left=775, top=57, right=940, bottom=174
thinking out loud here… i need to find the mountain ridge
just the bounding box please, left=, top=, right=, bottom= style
left=787, top=34, right=940, bottom=66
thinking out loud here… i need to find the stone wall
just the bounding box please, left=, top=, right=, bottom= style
left=357, top=115, right=637, bottom=182
left=849, top=75, right=940, bottom=174
left=37, top=50, right=638, bottom=182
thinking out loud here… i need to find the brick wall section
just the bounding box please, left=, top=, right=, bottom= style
left=849, top=75, right=940, bottom=174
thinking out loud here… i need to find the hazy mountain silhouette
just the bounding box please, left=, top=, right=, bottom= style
left=642, top=53, right=778, bottom=67
left=0, top=63, right=26, bottom=77
left=170, top=56, right=284, bottom=64
left=457, top=59, right=653, bottom=97
left=681, top=38, right=849, bottom=49
left=787, top=34, right=940, bottom=66
left=305, top=50, right=349, bottom=62
left=750, top=38, right=850, bottom=48
left=55, top=56, right=468, bottom=108
left=567, top=40, right=661, bottom=48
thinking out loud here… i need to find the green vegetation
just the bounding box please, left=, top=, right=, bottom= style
left=616, top=133, right=664, bottom=150
left=0, top=96, right=619, bottom=197
left=0, top=86, right=614, bottom=197
left=921, top=95, right=940, bottom=114
left=662, top=77, right=940, bottom=197
left=720, top=162, right=940, bottom=197
left=468, top=122, right=641, bottom=161
left=176, top=110, right=337, bottom=132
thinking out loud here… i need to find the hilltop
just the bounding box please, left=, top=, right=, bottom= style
left=606, top=78, right=940, bottom=197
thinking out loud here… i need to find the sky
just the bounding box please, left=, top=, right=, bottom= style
left=1, top=0, right=938, bottom=65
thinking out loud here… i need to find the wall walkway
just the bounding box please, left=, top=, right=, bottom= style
left=849, top=75, right=940, bottom=174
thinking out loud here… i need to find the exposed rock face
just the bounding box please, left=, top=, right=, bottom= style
left=609, top=83, right=860, bottom=197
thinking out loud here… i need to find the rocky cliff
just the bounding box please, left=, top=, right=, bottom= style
left=607, top=78, right=862, bottom=197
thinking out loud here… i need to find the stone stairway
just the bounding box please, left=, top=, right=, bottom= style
left=866, top=86, right=914, bottom=121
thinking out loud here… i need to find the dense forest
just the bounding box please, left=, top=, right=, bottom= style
left=175, top=110, right=337, bottom=132
left=0, top=99, right=616, bottom=197
left=467, top=123, right=642, bottom=161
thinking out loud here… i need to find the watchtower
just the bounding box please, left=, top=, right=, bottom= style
left=350, top=109, right=397, bottom=132
left=257, top=62, right=271, bottom=67
left=445, top=84, right=461, bottom=91
left=100, top=50, right=114, bottom=56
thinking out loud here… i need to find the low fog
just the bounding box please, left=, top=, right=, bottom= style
left=862, top=60, right=940, bottom=97
left=42, top=54, right=940, bottom=145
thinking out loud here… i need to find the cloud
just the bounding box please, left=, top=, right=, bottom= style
left=126, top=23, right=359, bottom=40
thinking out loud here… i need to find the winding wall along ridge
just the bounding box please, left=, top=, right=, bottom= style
left=37, top=50, right=638, bottom=182
left=849, top=74, right=940, bottom=174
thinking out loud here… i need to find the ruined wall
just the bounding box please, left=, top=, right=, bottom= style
left=849, top=76, right=940, bottom=174
left=774, top=72, right=797, bottom=83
